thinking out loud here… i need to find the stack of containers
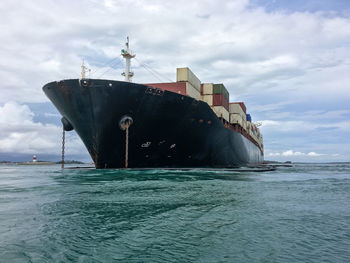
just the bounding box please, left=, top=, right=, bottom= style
left=251, top=123, right=258, bottom=142
left=259, top=133, right=263, bottom=146
left=256, top=129, right=262, bottom=146
left=246, top=114, right=253, bottom=137
left=146, top=68, right=201, bottom=100
left=201, top=83, right=214, bottom=105
left=201, top=83, right=230, bottom=122
left=176, top=67, right=201, bottom=100
left=247, top=121, right=261, bottom=145
left=229, top=102, right=246, bottom=129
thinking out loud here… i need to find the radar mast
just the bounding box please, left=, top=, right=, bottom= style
left=121, top=37, right=136, bottom=82
left=81, top=59, right=90, bottom=79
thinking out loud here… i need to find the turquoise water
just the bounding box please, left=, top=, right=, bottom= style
left=0, top=164, right=349, bottom=262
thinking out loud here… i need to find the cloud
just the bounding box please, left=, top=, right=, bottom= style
left=0, top=0, right=349, bottom=103
left=259, top=118, right=350, bottom=133
left=282, top=150, right=305, bottom=156
left=268, top=152, right=280, bottom=157
left=0, top=0, right=349, bottom=162
left=268, top=150, right=327, bottom=158
left=0, top=102, right=87, bottom=156
left=307, top=152, right=324, bottom=157
left=44, top=112, right=61, bottom=118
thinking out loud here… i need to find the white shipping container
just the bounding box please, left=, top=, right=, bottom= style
left=242, top=119, right=247, bottom=130
left=176, top=67, right=201, bottom=92
left=230, top=113, right=243, bottom=126
left=186, top=82, right=201, bottom=100
left=251, top=125, right=258, bottom=142
left=201, top=94, right=213, bottom=106
left=211, top=106, right=229, bottom=122
left=229, top=103, right=245, bottom=118
left=202, top=83, right=214, bottom=95
left=246, top=121, right=251, bottom=134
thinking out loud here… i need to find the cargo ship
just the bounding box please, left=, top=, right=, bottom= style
left=43, top=38, right=263, bottom=168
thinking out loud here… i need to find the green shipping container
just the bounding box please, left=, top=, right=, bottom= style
left=213, top=84, right=229, bottom=100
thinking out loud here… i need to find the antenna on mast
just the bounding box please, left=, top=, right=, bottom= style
left=121, top=37, right=136, bottom=82
left=81, top=59, right=90, bottom=79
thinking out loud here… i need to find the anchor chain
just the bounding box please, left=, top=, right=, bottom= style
left=119, top=115, right=133, bottom=169
left=125, top=124, right=129, bottom=168
left=61, top=126, right=65, bottom=169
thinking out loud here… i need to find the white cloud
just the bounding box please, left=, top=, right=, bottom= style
left=0, top=102, right=86, bottom=155
left=307, top=152, right=324, bottom=157
left=268, top=150, right=327, bottom=158
left=44, top=112, right=61, bottom=118
left=282, top=150, right=305, bottom=156
left=0, top=101, right=33, bottom=124
left=0, top=0, right=349, bottom=103
left=268, top=152, right=280, bottom=156
left=259, top=118, right=350, bottom=133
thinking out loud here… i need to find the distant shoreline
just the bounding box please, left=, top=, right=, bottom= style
left=17, top=161, right=56, bottom=165
left=1, top=160, right=87, bottom=165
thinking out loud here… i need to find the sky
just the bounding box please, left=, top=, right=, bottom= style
left=0, top=0, right=349, bottom=163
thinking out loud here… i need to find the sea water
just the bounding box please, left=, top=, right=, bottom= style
left=0, top=163, right=349, bottom=262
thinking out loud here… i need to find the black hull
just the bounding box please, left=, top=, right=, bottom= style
left=43, top=79, right=263, bottom=168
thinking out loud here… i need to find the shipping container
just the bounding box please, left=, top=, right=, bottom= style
left=146, top=81, right=200, bottom=100
left=230, top=113, right=243, bottom=126
left=238, top=102, right=246, bottom=114
left=176, top=67, right=201, bottom=92
left=250, top=125, right=258, bottom=142
left=246, top=114, right=252, bottom=122
left=213, top=94, right=229, bottom=111
left=186, top=82, right=201, bottom=100
left=242, top=119, right=247, bottom=130
left=252, top=125, right=256, bottom=135
left=229, top=102, right=246, bottom=114
left=213, top=84, right=229, bottom=100
left=249, top=126, right=254, bottom=137
left=211, top=106, right=229, bottom=122
left=202, top=83, right=214, bottom=95
left=146, top=82, right=186, bottom=94
left=229, top=103, right=246, bottom=118
left=201, top=94, right=213, bottom=106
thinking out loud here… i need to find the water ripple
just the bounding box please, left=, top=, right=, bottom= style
left=0, top=164, right=349, bottom=262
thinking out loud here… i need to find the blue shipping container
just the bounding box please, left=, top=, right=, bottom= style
left=246, top=114, right=252, bottom=122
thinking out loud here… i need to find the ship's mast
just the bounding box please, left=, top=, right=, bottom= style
left=81, top=59, right=90, bottom=79
left=121, top=37, right=136, bottom=82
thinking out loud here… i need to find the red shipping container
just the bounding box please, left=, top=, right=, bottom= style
left=230, top=102, right=246, bottom=114
left=145, top=82, right=187, bottom=95
left=213, top=94, right=229, bottom=111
